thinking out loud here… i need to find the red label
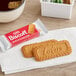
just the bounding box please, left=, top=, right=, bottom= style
left=5, top=25, right=40, bottom=47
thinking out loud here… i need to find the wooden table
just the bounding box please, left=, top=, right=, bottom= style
left=0, top=0, right=76, bottom=76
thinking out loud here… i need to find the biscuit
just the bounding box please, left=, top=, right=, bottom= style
left=21, top=40, right=57, bottom=58
left=66, top=0, right=71, bottom=4
left=8, top=1, right=21, bottom=9
left=33, top=40, right=72, bottom=61
left=28, top=24, right=35, bottom=34
left=63, top=0, right=71, bottom=4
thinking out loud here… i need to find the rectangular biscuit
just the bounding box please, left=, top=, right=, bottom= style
left=28, top=24, right=35, bottom=34
left=8, top=1, right=21, bottom=9
left=21, top=40, right=57, bottom=58
left=33, top=40, right=72, bottom=61
left=63, top=0, right=71, bottom=4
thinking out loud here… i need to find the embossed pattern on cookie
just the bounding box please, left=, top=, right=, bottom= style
left=33, top=40, right=72, bottom=61
left=21, top=40, right=57, bottom=58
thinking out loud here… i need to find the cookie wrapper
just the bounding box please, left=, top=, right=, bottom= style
left=0, top=19, right=48, bottom=52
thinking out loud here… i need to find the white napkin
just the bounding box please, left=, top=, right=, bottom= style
left=1, top=27, right=76, bottom=74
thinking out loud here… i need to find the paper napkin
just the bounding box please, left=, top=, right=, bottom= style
left=1, top=27, right=76, bottom=74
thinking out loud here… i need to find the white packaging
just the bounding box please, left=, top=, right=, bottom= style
left=41, top=0, right=74, bottom=19
left=0, top=19, right=48, bottom=52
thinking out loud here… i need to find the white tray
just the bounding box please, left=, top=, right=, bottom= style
left=41, top=0, right=74, bottom=19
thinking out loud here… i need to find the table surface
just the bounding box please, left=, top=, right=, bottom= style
left=0, top=0, right=76, bottom=76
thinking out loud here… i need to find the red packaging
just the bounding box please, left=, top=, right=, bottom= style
left=0, top=19, right=48, bottom=52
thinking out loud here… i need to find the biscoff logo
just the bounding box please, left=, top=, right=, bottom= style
left=8, top=30, right=28, bottom=41
left=5, top=24, right=39, bottom=47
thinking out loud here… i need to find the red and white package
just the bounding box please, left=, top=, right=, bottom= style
left=0, top=19, right=48, bottom=52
